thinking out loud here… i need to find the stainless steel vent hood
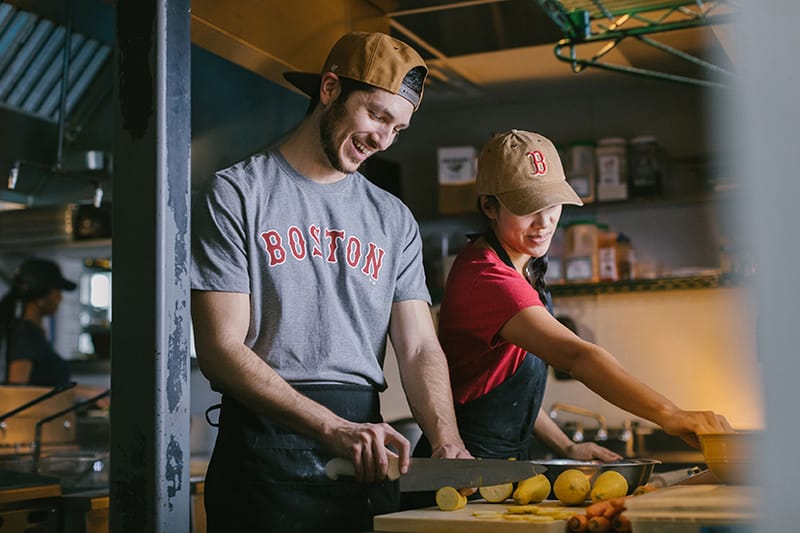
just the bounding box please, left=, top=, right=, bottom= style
left=0, top=0, right=112, bottom=207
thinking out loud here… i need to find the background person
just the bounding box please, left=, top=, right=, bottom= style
left=0, top=258, right=108, bottom=405
left=435, top=129, right=732, bottom=463
left=191, top=31, right=470, bottom=533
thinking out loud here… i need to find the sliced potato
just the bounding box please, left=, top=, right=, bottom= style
left=436, top=486, right=467, bottom=511
left=478, top=482, right=514, bottom=503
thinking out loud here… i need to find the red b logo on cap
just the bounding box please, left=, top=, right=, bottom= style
left=526, top=151, right=547, bottom=176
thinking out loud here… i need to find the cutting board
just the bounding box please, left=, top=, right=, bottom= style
left=373, top=501, right=577, bottom=532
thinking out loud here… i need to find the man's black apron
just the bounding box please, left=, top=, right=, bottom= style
left=204, top=384, right=398, bottom=533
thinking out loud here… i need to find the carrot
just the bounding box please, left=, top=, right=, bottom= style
left=587, top=515, right=612, bottom=533
left=568, top=514, right=589, bottom=532
left=584, top=500, right=613, bottom=518
left=612, top=514, right=632, bottom=532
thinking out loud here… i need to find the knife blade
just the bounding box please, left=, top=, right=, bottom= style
left=325, top=456, right=546, bottom=492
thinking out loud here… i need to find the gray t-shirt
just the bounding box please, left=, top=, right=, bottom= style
left=191, top=149, right=430, bottom=390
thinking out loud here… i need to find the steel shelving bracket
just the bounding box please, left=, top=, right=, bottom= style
left=536, top=0, right=737, bottom=89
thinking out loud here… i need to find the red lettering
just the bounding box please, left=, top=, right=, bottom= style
left=287, top=226, right=306, bottom=260
left=325, top=229, right=345, bottom=263
left=309, top=225, right=323, bottom=258
left=260, top=230, right=286, bottom=266
left=346, top=237, right=361, bottom=268
left=361, top=243, right=384, bottom=280
left=526, top=150, right=547, bottom=175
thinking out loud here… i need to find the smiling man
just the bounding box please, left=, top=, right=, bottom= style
left=190, top=32, right=470, bottom=533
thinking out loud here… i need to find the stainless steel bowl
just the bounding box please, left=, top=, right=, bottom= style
left=534, top=458, right=661, bottom=498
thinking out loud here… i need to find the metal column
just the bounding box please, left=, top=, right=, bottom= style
left=111, top=1, right=192, bottom=531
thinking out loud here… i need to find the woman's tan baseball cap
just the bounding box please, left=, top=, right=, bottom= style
left=283, top=31, right=428, bottom=109
left=476, top=129, right=583, bottom=216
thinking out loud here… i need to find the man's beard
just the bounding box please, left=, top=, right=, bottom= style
left=319, top=98, right=351, bottom=173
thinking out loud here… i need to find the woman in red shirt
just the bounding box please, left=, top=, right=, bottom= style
left=431, top=129, right=731, bottom=461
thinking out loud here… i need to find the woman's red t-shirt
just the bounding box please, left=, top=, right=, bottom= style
left=438, top=243, right=544, bottom=404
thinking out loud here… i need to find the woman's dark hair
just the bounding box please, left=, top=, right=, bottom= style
left=0, top=270, right=50, bottom=348
left=478, top=195, right=552, bottom=310
left=304, top=76, right=376, bottom=116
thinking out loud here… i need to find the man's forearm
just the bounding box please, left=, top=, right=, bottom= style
left=399, top=348, right=464, bottom=450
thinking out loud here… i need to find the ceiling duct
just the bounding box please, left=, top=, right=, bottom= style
left=0, top=0, right=112, bottom=207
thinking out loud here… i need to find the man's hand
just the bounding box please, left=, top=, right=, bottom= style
left=329, top=422, right=411, bottom=483
left=430, top=442, right=477, bottom=496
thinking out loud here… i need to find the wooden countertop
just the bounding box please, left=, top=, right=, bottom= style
left=0, top=469, right=61, bottom=505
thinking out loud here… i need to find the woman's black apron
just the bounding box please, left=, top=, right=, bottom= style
left=204, top=384, right=398, bottom=533
left=401, top=232, right=550, bottom=509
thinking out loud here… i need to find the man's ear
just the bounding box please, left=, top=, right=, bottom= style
left=319, top=72, right=341, bottom=106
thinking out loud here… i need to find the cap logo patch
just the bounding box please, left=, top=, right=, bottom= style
left=526, top=150, right=547, bottom=176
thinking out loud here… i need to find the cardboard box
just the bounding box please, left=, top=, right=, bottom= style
left=438, top=182, right=478, bottom=215
left=437, top=146, right=477, bottom=184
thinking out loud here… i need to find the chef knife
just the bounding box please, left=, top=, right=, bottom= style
left=326, top=456, right=546, bottom=492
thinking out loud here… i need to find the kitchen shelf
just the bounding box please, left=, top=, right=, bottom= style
left=536, top=0, right=737, bottom=88
left=550, top=272, right=750, bottom=297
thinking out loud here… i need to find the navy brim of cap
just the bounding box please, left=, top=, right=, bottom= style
left=60, top=279, right=77, bottom=291
left=283, top=71, right=320, bottom=98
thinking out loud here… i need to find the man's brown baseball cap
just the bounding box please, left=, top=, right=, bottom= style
left=477, top=129, right=583, bottom=216
left=283, top=31, right=428, bottom=109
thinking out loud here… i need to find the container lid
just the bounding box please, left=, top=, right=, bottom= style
left=597, top=137, right=626, bottom=146
left=563, top=219, right=597, bottom=228
left=630, top=135, right=658, bottom=144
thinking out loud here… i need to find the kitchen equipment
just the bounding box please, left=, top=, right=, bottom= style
left=533, top=458, right=660, bottom=498
left=326, top=457, right=546, bottom=492
left=374, top=501, right=573, bottom=532
left=646, top=466, right=707, bottom=489
left=697, top=431, right=759, bottom=485
left=624, top=484, right=759, bottom=533
left=32, top=388, right=110, bottom=473
left=0, top=384, right=78, bottom=452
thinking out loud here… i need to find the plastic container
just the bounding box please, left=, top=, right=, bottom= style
left=564, top=220, right=598, bottom=283
left=624, top=485, right=758, bottom=533
left=595, top=137, right=628, bottom=201
left=566, top=142, right=596, bottom=203
left=629, top=135, right=666, bottom=197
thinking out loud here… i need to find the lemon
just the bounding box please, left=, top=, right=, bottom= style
left=553, top=469, right=591, bottom=505
left=590, top=470, right=629, bottom=503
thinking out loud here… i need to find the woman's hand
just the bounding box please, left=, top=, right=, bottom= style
left=564, top=442, right=622, bottom=462
left=660, top=409, right=734, bottom=449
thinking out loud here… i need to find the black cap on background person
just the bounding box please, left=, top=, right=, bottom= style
left=14, top=259, right=77, bottom=295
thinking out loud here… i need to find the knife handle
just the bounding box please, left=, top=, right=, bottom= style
left=325, top=456, right=401, bottom=481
